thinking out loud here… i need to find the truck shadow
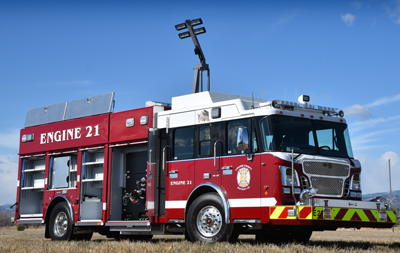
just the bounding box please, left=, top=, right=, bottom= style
left=235, top=238, right=400, bottom=250
left=90, top=237, right=400, bottom=250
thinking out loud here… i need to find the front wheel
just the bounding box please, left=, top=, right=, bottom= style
left=49, top=202, right=73, bottom=241
left=186, top=193, right=233, bottom=243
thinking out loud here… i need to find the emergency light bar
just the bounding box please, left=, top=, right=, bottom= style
left=260, top=95, right=344, bottom=118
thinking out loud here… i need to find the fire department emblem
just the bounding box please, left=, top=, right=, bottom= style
left=197, top=110, right=210, bottom=123
left=236, top=165, right=251, bottom=190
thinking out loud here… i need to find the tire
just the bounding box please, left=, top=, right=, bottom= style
left=186, top=193, right=233, bottom=243
left=48, top=202, right=73, bottom=241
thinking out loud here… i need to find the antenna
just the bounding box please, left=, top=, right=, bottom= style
left=251, top=93, right=254, bottom=109
left=175, top=18, right=210, bottom=94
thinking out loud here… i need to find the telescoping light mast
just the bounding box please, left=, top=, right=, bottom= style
left=175, top=18, right=209, bottom=93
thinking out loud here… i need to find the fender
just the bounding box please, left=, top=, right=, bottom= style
left=44, top=195, right=74, bottom=224
left=185, top=182, right=230, bottom=224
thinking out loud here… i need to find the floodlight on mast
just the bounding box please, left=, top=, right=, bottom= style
left=175, top=18, right=210, bottom=93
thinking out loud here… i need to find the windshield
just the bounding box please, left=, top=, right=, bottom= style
left=260, top=115, right=354, bottom=158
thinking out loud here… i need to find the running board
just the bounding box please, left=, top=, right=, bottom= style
left=106, top=220, right=150, bottom=226
left=110, top=226, right=151, bottom=232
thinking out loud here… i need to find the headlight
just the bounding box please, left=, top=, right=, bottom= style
left=279, top=166, right=299, bottom=186
left=351, top=173, right=361, bottom=191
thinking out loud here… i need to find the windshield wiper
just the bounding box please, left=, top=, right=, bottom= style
left=347, top=157, right=355, bottom=167
left=294, top=153, right=302, bottom=160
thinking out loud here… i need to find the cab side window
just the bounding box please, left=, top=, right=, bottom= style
left=173, top=127, right=194, bottom=160
left=226, top=119, right=252, bottom=155
left=199, top=125, right=211, bottom=156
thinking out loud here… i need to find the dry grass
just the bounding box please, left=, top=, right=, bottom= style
left=0, top=227, right=399, bottom=253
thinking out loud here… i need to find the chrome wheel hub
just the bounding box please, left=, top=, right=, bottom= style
left=196, top=205, right=222, bottom=237
left=54, top=211, right=68, bottom=237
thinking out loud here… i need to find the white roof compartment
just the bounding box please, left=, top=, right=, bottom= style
left=171, top=91, right=267, bottom=110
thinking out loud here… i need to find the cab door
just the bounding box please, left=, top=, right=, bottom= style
left=165, top=126, right=195, bottom=220
left=221, top=118, right=261, bottom=220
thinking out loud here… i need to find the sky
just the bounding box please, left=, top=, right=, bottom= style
left=0, top=0, right=400, bottom=205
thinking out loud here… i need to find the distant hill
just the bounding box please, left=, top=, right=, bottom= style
left=363, top=190, right=400, bottom=209
left=0, top=204, right=14, bottom=212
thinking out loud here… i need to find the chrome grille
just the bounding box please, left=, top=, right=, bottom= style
left=309, top=177, right=344, bottom=197
left=303, top=160, right=350, bottom=197
left=303, top=161, right=350, bottom=177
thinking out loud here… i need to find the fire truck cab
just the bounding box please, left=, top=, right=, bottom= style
left=13, top=90, right=396, bottom=243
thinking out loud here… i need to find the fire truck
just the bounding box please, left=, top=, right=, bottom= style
left=12, top=19, right=396, bottom=243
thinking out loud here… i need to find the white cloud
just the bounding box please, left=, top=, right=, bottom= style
left=372, top=19, right=377, bottom=27
left=350, top=115, right=400, bottom=132
left=365, top=93, right=400, bottom=108
left=344, top=104, right=372, bottom=120
left=0, top=155, right=18, bottom=205
left=344, top=93, right=400, bottom=121
left=271, top=13, right=296, bottom=28
left=384, top=0, right=400, bottom=25
left=358, top=151, right=400, bottom=194
left=341, top=13, right=356, bottom=26
left=351, top=128, right=399, bottom=151
left=351, top=1, right=362, bottom=9
left=0, top=129, right=20, bottom=149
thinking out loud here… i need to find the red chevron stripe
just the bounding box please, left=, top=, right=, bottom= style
left=350, top=211, right=361, bottom=221
left=299, top=207, right=312, bottom=219
left=363, top=210, right=376, bottom=222
left=278, top=207, right=288, bottom=219
left=334, top=208, right=348, bottom=220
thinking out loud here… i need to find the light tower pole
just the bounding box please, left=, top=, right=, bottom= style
left=175, top=18, right=210, bottom=93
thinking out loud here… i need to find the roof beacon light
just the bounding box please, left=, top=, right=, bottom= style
left=298, top=95, right=310, bottom=104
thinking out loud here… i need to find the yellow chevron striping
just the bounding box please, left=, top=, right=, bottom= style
left=269, top=206, right=396, bottom=223
left=269, top=206, right=286, bottom=219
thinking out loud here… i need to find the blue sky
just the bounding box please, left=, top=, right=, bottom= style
left=0, top=0, right=399, bottom=204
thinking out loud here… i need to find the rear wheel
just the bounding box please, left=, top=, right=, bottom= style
left=186, top=193, right=233, bottom=243
left=49, top=202, right=73, bottom=241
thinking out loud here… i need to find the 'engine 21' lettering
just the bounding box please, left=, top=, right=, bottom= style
left=170, top=180, right=192, bottom=186
left=40, top=125, right=100, bottom=144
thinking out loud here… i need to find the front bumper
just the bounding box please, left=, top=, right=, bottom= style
left=269, top=199, right=396, bottom=229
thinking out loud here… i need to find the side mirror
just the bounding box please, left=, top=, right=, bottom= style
left=236, top=127, right=249, bottom=151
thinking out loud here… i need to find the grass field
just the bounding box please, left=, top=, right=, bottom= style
left=0, top=227, right=399, bottom=253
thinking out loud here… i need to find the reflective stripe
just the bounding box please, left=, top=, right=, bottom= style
left=165, top=198, right=277, bottom=210
left=229, top=198, right=277, bottom=208
left=165, top=200, right=186, bottom=209
left=270, top=206, right=396, bottom=223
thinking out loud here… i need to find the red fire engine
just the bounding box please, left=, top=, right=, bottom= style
left=12, top=19, right=396, bottom=243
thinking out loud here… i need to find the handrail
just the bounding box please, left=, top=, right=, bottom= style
left=162, top=146, right=171, bottom=176
left=214, top=140, right=222, bottom=173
